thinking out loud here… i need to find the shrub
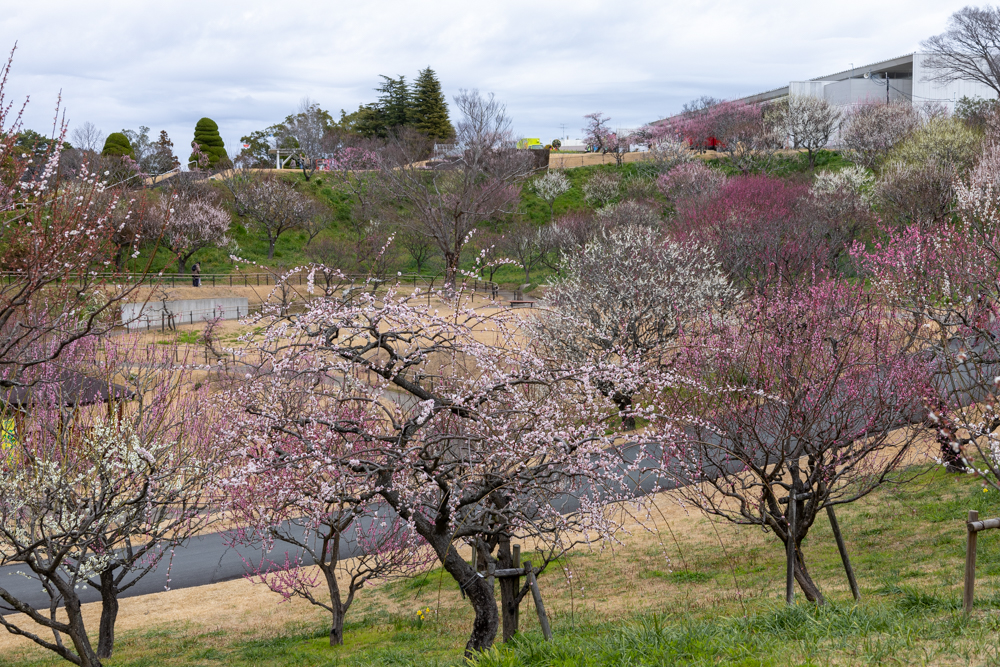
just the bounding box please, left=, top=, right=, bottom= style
left=891, top=115, right=981, bottom=173
left=657, top=162, right=727, bottom=202
left=583, top=171, right=621, bottom=208
left=840, top=101, right=919, bottom=170
left=101, top=131, right=134, bottom=158
left=189, top=117, right=227, bottom=167
left=874, top=160, right=956, bottom=227
left=596, top=199, right=661, bottom=228
left=640, top=136, right=694, bottom=174
left=812, top=165, right=874, bottom=200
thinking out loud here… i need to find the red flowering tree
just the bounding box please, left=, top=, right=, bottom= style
left=673, top=175, right=834, bottom=289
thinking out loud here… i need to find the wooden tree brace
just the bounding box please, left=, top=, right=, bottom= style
left=523, top=560, right=552, bottom=641
left=962, top=509, right=1000, bottom=615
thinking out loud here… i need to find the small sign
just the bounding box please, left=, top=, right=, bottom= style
left=1, top=415, right=16, bottom=461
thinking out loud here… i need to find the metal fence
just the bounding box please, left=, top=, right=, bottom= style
left=0, top=271, right=499, bottom=293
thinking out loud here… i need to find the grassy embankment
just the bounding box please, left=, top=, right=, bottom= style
left=128, top=150, right=851, bottom=290
left=4, top=459, right=1000, bottom=666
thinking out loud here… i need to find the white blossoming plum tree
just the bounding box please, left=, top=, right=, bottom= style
left=528, top=224, right=738, bottom=429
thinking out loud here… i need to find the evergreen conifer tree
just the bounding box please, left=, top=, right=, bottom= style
left=189, top=117, right=227, bottom=167
left=102, top=132, right=135, bottom=158
left=375, top=76, right=411, bottom=133
left=411, top=67, right=454, bottom=141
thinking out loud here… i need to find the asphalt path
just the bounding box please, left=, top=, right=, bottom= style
left=0, top=439, right=688, bottom=616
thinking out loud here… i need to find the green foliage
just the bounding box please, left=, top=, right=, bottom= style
left=708, top=149, right=851, bottom=177
left=102, top=131, right=135, bottom=158
left=890, top=116, right=982, bottom=172
left=189, top=117, right=227, bottom=167
left=239, top=129, right=275, bottom=168
left=16, top=129, right=71, bottom=159
left=955, top=96, right=1000, bottom=132
left=411, top=67, right=454, bottom=141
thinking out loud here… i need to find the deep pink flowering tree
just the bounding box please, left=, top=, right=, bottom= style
left=673, top=175, right=832, bottom=289
left=659, top=280, right=929, bottom=602
left=661, top=100, right=783, bottom=172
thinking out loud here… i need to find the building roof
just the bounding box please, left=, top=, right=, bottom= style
left=657, top=53, right=920, bottom=120
left=734, top=53, right=917, bottom=104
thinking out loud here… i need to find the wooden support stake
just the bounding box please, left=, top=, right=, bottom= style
left=786, top=493, right=796, bottom=605
left=965, top=509, right=979, bottom=615
left=826, top=505, right=861, bottom=601
left=524, top=561, right=552, bottom=641
left=512, top=545, right=521, bottom=632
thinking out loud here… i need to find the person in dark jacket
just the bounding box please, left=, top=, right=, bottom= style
left=192, top=262, right=201, bottom=287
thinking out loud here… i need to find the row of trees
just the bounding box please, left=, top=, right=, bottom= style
left=238, top=68, right=453, bottom=179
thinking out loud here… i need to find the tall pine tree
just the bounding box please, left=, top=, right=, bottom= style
left=411, top=67, right=454, bottom=141
left=375, top=75, right=411, bottom=133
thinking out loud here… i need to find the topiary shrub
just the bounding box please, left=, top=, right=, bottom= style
left=189, top=117, right=227, bottom=167
left=102, top=132, right=134, bottom=159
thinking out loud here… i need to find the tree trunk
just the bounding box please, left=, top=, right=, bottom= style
left=440, top=542, right=498, bottom=656
left=267, top=237, right=276, bottom=260
left=613, top=391, right=636, bottom=430
left=65, top=593, right=103, bottom=667
left=497, top=538, right=519, bottom=642
left=329, top=603, right=345, bottom=646
left=793, top=546, right=825, bottom=604
left=96, top=569, right=118, bottom=659
left=444, top=251, right=459, bottom=289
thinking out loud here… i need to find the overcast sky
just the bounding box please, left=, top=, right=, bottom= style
left=0, top=0, right=976, bottom=158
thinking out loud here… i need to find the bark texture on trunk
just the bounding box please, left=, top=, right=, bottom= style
left=438, top=542, right=498, bottom=656
left=613, top=392, right=636, bottom=431
left=329, top=604, right=345, bottom=646
left=96, top=570, right=119, bottom=659
left=65, top=594, right=103, bottom=667
left=793, top=547, right=826, bottom=604
left=444, top=251, right=459, bottom=289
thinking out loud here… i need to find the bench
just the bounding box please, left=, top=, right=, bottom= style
left=508, top=300, right=536, bottom=308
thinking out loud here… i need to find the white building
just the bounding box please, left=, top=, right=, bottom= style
left=739, top=53, right=997, bottom=112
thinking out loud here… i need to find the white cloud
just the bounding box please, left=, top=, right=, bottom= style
left=0, top=0, right=973, bottom=154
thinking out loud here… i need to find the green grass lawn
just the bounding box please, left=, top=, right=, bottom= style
left=6, top=463, right=1000, bottom=666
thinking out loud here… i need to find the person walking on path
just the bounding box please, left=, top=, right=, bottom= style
left=192, top=262, right=201, bottom=287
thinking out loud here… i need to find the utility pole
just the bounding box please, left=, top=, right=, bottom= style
left=559, top=123, right=567, bottom=139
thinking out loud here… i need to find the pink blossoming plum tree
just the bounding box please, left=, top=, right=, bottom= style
left=660, top=280, right=928, bottom=602
left=226, top=277, right=668, bottom=654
